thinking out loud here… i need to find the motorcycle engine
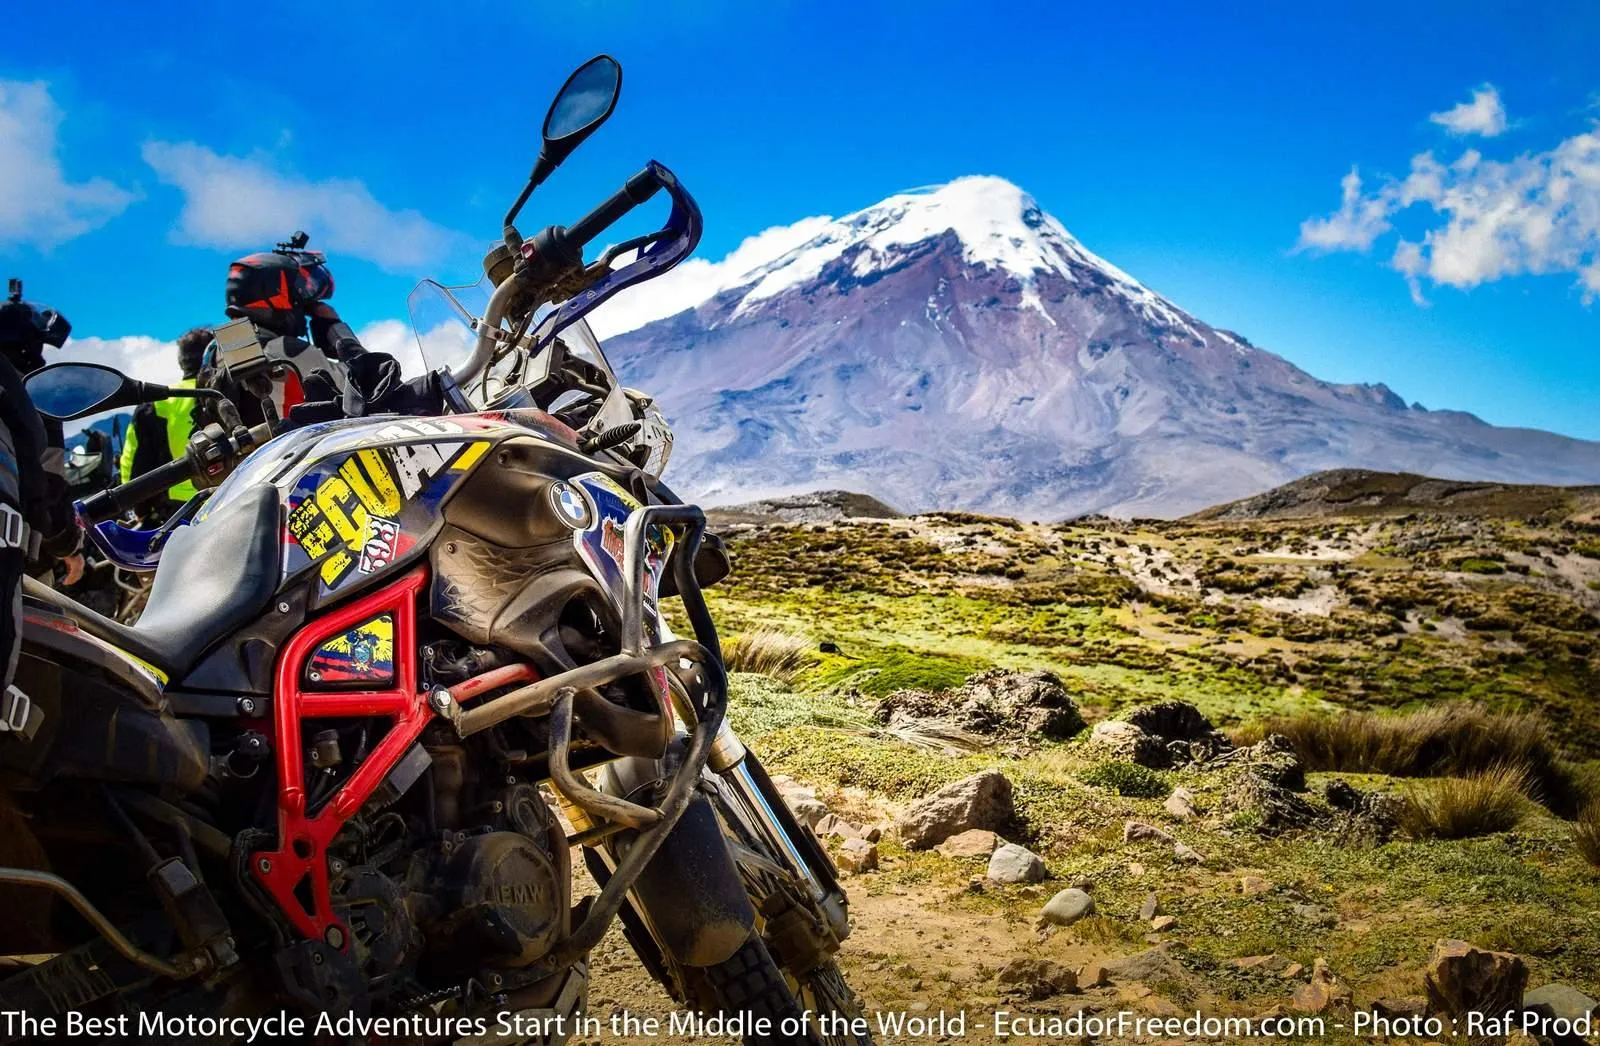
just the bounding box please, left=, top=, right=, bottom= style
left=421, top=781, right=569, bottom=971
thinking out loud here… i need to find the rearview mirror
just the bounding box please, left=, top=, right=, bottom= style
left=26, top=362, right=170, bottom=421
left=505, top=55, right=624, bottom=242
left=543, top=55, right=622, bottom=161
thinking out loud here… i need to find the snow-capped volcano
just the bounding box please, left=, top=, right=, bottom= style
left=599, top=176, right=1600, bottom=518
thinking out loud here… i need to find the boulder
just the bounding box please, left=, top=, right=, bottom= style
left=1139, top=893, right=1161, bottom=920
left=1078, top=962, right=1108, bottom=988
left=987, top=843, right=1047, bottom=884
left=1090, top=720, right=1170, bottom=768
left=1124, top=701, right=1233, bottom=763
left=997, top=958, right=1078, bottom=999
left=1039, top=888, right=1096, bottom=927
left=938, top=828, right=1001, bottom=858
left=1291, top=958, right=1351, bottom=1014
left=1124, top=821, right=1175, bottom=844
left=876, top=670, right=1085, bottom=742
left=1222, top=768, right=1327, bottom=835
left=1172, top=841, right=1204, bottom=864
left=1164, top=787, right=1198, bottom=819
left=1523, top=982, right=1600, bottom=1023
left=836, top=838, right=878, bottom=874
left=1424, top=939, right=1527, bottom=1027
left=1149, top=915, right=1177, bottom=932
left=896, top=769, right=1015, bottom=849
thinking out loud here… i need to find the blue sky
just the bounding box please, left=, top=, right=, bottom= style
left=3, top=0, right=1598, bottom=438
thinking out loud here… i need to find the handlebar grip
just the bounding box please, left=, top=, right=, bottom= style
left=79, top=457, right=197, bottom=525
left=566, top=168, right=663, bottom=249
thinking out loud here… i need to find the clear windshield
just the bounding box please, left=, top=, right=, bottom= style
left=406, top=276, right=624, bottom=423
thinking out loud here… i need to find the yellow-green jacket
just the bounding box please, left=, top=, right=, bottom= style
left=118, top=377, right=198, bottom=502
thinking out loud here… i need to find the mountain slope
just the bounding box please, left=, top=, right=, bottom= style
left=1188, top=469, right=1600, bottom=522
left=606, top=176, right=1600, bottom=518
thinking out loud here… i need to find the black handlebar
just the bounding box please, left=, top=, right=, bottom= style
left=77, top=422, right=275, bottom=526
left=566, top=167, right=663, bottom=249
left=78, top=457, right=196, bottom=524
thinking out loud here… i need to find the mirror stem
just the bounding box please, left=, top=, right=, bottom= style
left=504, top=151, right=557, bottom=254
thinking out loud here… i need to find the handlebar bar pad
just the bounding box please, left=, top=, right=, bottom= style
left=566, top=167, right=664, bottom=249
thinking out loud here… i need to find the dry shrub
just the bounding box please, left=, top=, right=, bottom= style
left=1575, top=804, right=1600, bottom=869
left=722, top=628, right=815, bottom=683
left=1400, top=765, right=1530, bottom=840
left=1244, top=704, right=1586, bottom=816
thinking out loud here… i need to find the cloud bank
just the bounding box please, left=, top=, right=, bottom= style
left=1299, top=85, right=1600, bottom=303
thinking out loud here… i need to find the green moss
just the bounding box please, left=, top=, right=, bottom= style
left=812, top=646, right=990, bottom=697
left=1458, top=557, right=1508, bottom=575
left=1077, top=761, right=1172, bottom=798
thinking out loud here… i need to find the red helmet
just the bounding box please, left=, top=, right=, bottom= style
left=225, top=237, right=335, bottom=337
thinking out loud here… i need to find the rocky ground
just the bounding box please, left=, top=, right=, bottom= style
left=600, top=493, right=1600, bottom=1041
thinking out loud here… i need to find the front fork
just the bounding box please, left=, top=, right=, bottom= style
left=581, top=714, right=850, bottom=970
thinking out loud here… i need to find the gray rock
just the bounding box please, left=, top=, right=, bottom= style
left=1103, top=944, right=1189, bottom=985
left=1172, top=842, right=1204, bottom=864
left=876, top=669, right=1085, bottom=742
left=836, top=838, right=878, bottom=873
left=896, top=769, right=1015, bottom=849
left=1164, top=786, right=1198, bottom=819
left=1139, top=892, right=1161, bottom=920
left=1090, top=720, right=1170, bottom=768
left=1040, top=888, right=1096, bottom=927
left=1524, top=982, right=1599, bottom=1022
left=987, top=842, right=1047, bottom=884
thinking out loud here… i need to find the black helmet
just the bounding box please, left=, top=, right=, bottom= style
left=0, top=279, right=72, bottom=373
left=224, top=233, right=335, bottom=338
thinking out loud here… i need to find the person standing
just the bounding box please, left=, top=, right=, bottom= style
left=118, top=326, right=211, bottom=519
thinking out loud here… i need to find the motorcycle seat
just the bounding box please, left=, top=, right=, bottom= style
left=23, top=484, right=283, bottom=678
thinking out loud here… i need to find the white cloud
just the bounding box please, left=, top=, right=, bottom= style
left=142, top=141, right=466, bottom=272
left=55, top=334, right=182, bottom=387
left=1300, top=97, right=1600, bottom=302
left=0, top=80, right=137, bottom=249
left=588, top=215, right=836, bottom=337
left=1429, top=85, right=1509, bottom=137
left=1295, top=168, right=1393, bottom=251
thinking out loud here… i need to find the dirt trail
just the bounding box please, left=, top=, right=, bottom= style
left=580, top=883, right=1147, bottom=1045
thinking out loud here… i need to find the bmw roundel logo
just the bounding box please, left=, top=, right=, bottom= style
left=550, top=481, right=593, bottom=529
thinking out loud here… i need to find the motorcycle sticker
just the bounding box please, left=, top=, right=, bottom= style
left=306, top=614, right=395, bottom=685
left=571, top=473, right=674, bottom=605
left=358, top=516, right=401, bottom=574
left=282, top=438, right=489, bottom=595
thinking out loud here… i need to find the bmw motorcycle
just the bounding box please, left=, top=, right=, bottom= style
left=0, top=56, right=866, bottom=1045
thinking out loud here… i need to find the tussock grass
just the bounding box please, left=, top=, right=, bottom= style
left=1401, top=765, right=1530, bottom=840
left=1575, top=804, right=1600, bottom=869
left=1240, top=704, right=1588, bottom=815
left=722, top=628, right=816, bottom=683
left=1077, top=761, right=1171, bottom=799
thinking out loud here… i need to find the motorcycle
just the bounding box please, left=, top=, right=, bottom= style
left=0, top=55, right=866, bottom=1045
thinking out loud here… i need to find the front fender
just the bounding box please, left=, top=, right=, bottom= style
left=594, top=741, right=756, bottom=968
